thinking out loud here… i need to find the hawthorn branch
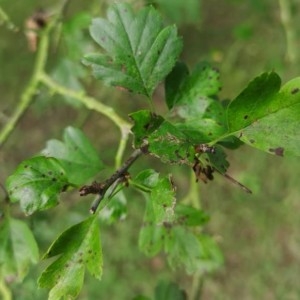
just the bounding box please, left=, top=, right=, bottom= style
left=79, top=148, right=144, bottom=214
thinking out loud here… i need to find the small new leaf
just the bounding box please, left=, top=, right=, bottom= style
left=0, top=216, right=39, bottom=281
left=42, top=126, right=104, bottom=185
left=6, top=157, right=69, bottom=215
left=84, top=3, right=182, bottom=97
left=38, top=216, right=102, bottom=300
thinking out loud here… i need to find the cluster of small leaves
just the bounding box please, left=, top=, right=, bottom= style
left=133, top=170, right=223, bottom=274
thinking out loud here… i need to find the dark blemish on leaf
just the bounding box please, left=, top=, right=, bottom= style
left=41, top=174, right=46, bottom=178
left=65, top=263, right=70, bottom=268
left=244, top=115, right=249, bottom=120
left=291, top=88, right=299, bottom=94
left=60, top=172, right=64, bottom=176
left=269, top=147, right=284, bottom=156
left=61, top=185, right=68, bottom=192
left=238, top=132, right=243, bottom=138
left=249, top=139, right=255, bottom=144
left=24, top=165, right=28, bottom=168
left=88, top=249, right=92, bottom=254
left=48, top=171, right=53, bottom=175
left=52, top=178, right=57, bottom=182
left=208, top=132, right=213, bottom=136
left=78, top=259, right=83, bottom=264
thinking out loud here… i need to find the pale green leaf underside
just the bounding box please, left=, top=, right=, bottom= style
left=42, top=126, right=104, bottom=185
left=0, top=217, right=39, bottom=281
left=84, top=3, right=182, bottom=97
left=226, top=73, right=300, bottom=156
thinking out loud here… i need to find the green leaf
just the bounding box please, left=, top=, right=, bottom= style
left=6, top=157, right=69, bottom=215
left=166, top=62, right=226, bottom=143
left=99, top=190, right=127, bottom=224
left=0, top=216, right=39, bottom=281
left=164, top=227, right=223, bottom=274
left=165, top=61, right=189, bottom=109
left=155, top=281, right=187, bottom=300
left=166, top=62, right=221, bottom=108
left=51, top=59, right=86, bottom=108
left=42, top=126, right=104, bottom=185
left=138, top=173, right=176, bottom=256
left=133, top=169, right=160, bottom=190
left=198, top=145, right=229, bottom=174
left=83, top=3, right=182, bottom=97
left=136, top=171, right=219, bottom=274
left=129, top=110, right=164, bottom=148
left=227, top=72, right=300, bottom=156
left=38, top=216, right=102, bottom=300
left=175, top=204, right=209, bottom=226
left=147, top=121, right=195, bottom=165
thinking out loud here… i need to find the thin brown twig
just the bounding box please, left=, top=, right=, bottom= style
left=79, top=148, right=144, bottom=214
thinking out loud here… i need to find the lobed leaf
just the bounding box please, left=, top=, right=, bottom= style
left=165, top=62, right=226, bottom=143
left=164, top=228, right=223, bottom=274
left=146, top=121, right=195, bottom=165
left=83, top=3, right=182, bottom=97
left=6, top=157, right=69, bottom=215
left=129, top=110, right=164, bottom=148
left=41, top=126, right=104, bottom=185
left=38, top=216, right=102, bottom=300
left=136, top=171, right=219, bottom=273
left=0, top=217, right=39, bottom=281
left=227, top=72, right=300, bottom=156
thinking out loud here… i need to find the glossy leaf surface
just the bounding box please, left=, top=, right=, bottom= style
left=227, top=72, right=300, bottom=156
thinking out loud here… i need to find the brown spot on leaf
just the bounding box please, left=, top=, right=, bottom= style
left=269, top=147, right=284, bottom=156
left=291, top=88, right=299, bottom=94
left=249, top=139, right=255, bottom=144
left=244, top=115, right=249, bottom=120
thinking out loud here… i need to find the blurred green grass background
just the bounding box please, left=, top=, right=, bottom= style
left=1, top=0, right=300, bottom=299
